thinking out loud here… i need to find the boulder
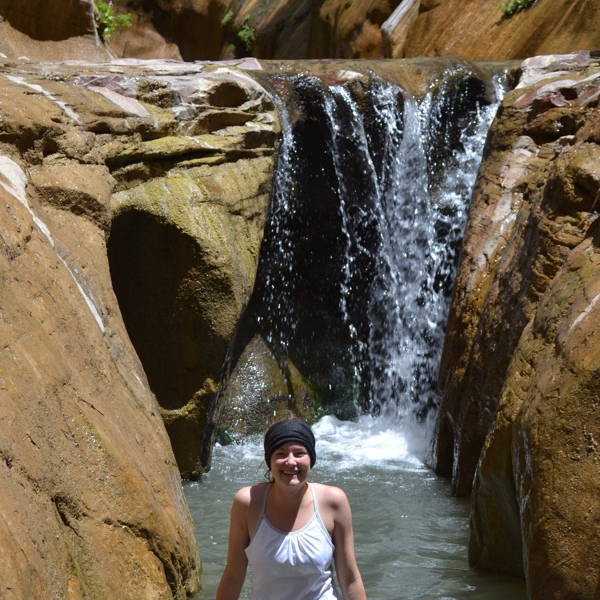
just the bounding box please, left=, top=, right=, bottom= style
left=218, top=335, right=318, bottom=443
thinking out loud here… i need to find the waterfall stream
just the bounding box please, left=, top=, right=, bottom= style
left=185, top=64, right=527, bottom=598
left=236, top=65, right=506, bottom=421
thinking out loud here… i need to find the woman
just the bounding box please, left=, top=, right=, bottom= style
left=216, top=418, right=367, bottom=600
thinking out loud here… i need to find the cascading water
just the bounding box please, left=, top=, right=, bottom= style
left=183, top=64, right=527, bottom=600
left=238, top=66, right=506, bottom=424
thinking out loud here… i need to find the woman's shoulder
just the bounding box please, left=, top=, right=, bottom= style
left=312, top=482, right=349, bottom=508
left=233, top=482, right=269, bottom=507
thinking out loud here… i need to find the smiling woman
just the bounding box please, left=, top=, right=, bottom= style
left=216, top=418, right=367, bottom=600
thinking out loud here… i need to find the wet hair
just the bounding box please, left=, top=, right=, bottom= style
left=264, top=418, right=316, bottom=470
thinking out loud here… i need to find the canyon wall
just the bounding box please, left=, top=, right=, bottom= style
left=109, top=0, right=600, bottom=61
left=428, top=51, right=600, bottom=599
left=0, top=56, right=278, bottom=597
left=3, top=0, right=600, bottom=64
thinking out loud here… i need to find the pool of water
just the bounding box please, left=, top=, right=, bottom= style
left=184, top=416, right=527, bottom=600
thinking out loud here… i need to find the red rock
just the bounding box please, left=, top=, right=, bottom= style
left=430, top=52, right=600, bottom=599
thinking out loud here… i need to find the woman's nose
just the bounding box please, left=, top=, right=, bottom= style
left=285, top=453, right=296, bottom=464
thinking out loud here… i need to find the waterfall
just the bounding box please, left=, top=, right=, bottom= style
left=239, top=64, right=507, bottom=425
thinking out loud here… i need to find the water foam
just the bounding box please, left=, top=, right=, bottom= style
left=314, top=415, right=426, bottom=472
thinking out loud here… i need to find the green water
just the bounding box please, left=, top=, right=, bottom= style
left=184, top=416, right=527, bottom=600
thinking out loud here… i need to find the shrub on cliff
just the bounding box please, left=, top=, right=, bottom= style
left=94, top=1, right=131, bottom=41
left=498, top=0, right=537, bottom=16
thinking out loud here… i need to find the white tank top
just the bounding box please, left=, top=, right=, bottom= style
left=245, top=483, right=340, bottom=600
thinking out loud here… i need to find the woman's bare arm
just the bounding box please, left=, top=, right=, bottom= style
left=330, top=487, right=367, bottom=600
left=215, top=487, right=252, bottom=600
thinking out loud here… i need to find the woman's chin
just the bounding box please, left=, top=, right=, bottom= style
left=278, top=473, right=305, bottom=486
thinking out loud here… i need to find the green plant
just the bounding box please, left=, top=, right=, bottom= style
left=221, top=9, right=234, bottom=26
left=94, top=1, right=132, bottom=41
left=237, top=20, right=258, bottom=52
left=498, top=0, right=536, bottom=16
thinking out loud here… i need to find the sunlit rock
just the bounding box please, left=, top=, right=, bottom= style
left=430, top=51, right=600, bottom=598
left=0, top=145, right=200, bottom=597
left=0, top=57, right=280, bottom=596
left=0, top=0, right=109, bottom=62
left=97, top=0, right=600, bottom=62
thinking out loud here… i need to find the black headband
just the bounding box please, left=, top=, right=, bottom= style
left=264, top=419, right=316, bottom=468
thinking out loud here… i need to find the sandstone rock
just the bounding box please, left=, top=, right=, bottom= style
left=0, top=56, right=281, bottom=595
left=0, top=148, right=200, bottom=597
left=5, top=0, right=600, bottom=64
left=108, top=0, right=313, bottom=61
left=471, top=228, right=600, bottom=596
left=381, top=0, right=420, bottom=59
left=228, top=0, right=312, bottom=59
left=429, top=52, right=600, bottom=494
left=29, top=162, right=114, bottom=231
left=108, top=13, right=183, bottom=61
left=103, top=0, right=600, bottom=63
left=429, top=51, right=600, bottom=598
left=99, top=62, right=279, bottom=477
left=256, top=57, right=511, bottom=102
left=308, top=0, right=403, bottom=59
left=397, top=0, right=600, bottom=61
left=107, top=0, right=231, bottom=61
left=0, top=0, right=109, bottom=62
left=510, top=235, right=600, bottom=599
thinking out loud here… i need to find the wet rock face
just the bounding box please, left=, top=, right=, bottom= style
left=429, top=51, right=600, bottom=597
left=0, top=58, right=278, bottom=596
left=218, top=335, right=317, bottom=443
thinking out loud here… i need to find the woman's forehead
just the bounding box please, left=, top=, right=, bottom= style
left=275, top=442, right=308, bottom=452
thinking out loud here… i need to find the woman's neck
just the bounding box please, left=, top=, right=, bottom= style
left=269, top=479, right=310, bottom=509
left=265, top=481, right=314, bottom=532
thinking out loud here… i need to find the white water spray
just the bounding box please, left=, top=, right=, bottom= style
left=249, top=69, right=507, bottom=427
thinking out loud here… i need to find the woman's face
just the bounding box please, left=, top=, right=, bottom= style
left=270, top=442, right=311, bottom=487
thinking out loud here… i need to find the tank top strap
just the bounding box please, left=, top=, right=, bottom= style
left=309, top=483, right=319, bottom=514
left=260, top=483, right=271, bottom=517
left=250, top=483, right=270, bottom=539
